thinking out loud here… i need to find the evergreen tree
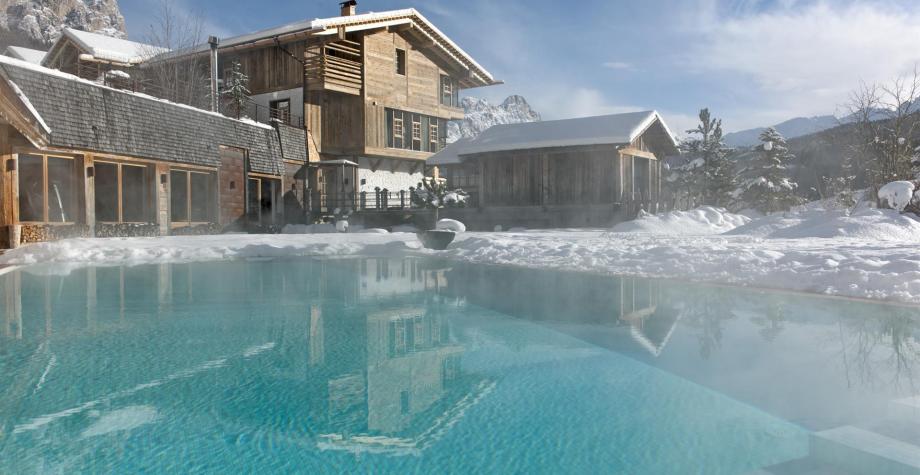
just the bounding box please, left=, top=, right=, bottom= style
left=738, top=127, right=803, bottom=213
left=676, top=109, right=735, bottom=207
left=222, top=60, right=250, bottom=119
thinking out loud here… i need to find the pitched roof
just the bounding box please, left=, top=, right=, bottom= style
left=0, top=55, right=298, bottom=175
left=44, top=28, right=167, bottom=66
left=430, top=111, right=679, bottom=162
left=152, top=8, right=498, bottom=88
left=3, top=46, right=47, bottom=65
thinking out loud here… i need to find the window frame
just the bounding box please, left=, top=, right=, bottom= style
left=17, top=153, right=78, bottom=225
left=169, top=168, right=216, bottom=228
left=94, top=160, right=152, bottom=224
left=395, top=48, right=407, bottom=76
left=270, top=98, right=291, bottom=125
left=385, top=109, right=447, bottom=153
left=247, top=175, right=281, bottom=226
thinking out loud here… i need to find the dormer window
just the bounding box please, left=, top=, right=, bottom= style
left=395, top=48, right=407, bottom=76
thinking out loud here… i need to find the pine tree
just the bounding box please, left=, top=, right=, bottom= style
left=738, top=128, right=803, bottom=213
left=222, top=60, right=250, bottom=119
left=676, top=109, right=735, bottom=208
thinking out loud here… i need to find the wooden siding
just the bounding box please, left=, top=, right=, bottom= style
left=478, top=146, right=622, bottom=207
left=220, top=41, right=307, bottom=96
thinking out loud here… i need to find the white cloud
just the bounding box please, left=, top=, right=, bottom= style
left=692, top=1, right=920, bottom=126
left=602, top=61, right=635, bottom=71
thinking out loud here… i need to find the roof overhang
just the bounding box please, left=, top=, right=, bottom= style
left=147, top=9, right=500, bottom=89
left=0, top=67, right=50, bottom=148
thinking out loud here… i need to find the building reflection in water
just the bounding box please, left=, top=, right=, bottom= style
left=0, top=258, right=492, bottom=456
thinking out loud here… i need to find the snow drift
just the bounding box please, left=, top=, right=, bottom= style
left=611, top=207, right=751, bottom=235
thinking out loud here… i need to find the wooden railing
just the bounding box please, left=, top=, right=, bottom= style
left=306, top=39, right=363, bottom=95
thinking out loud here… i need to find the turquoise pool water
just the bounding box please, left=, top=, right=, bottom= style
left=0, top=258, right=918, bottom=473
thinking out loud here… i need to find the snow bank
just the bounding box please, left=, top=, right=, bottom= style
left=878, top=181, right=916, bottom=212
left=6, top=199, right=920, bottom=304
left=611, top=207, right=751, bottom=235
left=391, top=225, right=420, bottom=233
left=436, top=219, right=467, bottom=233
left=727, top=208, right=920, bottom=241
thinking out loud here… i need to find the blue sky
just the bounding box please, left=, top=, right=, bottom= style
left=120, top=0, right=920, bottom=134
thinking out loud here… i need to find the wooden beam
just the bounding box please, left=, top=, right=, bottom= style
left=369, top=158, right=383, bottom=172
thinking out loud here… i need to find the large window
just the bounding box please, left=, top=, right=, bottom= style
left=170, top=169, right=215, bottom=226
left=386, top=109, right=447, bottom=153
left=18, top=154, right=78, bottom=223
left=95, top=161, right=152, bottom=223
left=440, top=75, right=459, bottom=108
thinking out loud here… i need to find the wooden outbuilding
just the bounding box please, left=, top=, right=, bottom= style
left=429, top=111, right=679, bottom=229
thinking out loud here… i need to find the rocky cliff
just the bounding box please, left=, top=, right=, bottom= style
left=0, top=0, right=126, bottom=48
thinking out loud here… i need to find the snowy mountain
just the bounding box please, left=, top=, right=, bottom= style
left=448, top=95, right=541, bottom=143
left=723, top=115, right=840, bottom=148
left=0, top=0, right=126, bottom=48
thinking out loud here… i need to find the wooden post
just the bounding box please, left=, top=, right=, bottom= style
left=156, top=163, right=170, bottom=236
left=541, top=153, right=550, bottom=205
left=83, top=154, right=95, bottom=237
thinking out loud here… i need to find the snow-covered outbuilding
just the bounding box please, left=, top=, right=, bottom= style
left=429, top=111, right=679, bottom=228
left=0, top=54, right=308, bottom=247
left=41, top=28, right=166, bottom=84
left=2, top=46, right=47, bottom=65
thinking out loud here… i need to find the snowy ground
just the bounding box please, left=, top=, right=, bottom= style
left=4, top=204, right=920, bottom=304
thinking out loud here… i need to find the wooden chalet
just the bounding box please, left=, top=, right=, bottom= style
left=429, top=111, right=680, bottom=229
left=151, top=2, right=500, bottom=216
left=0, top=54, right=306, bottom=248
left=41, top=28, right=166, bottom=86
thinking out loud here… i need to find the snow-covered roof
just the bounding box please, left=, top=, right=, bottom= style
left=44, top=28, right=167, bottom=66
left=3, top=46, right=47, bottom=65
left=428, top=137, right=475, bottom=165
left=152, top=8, right=497, bottom=87
left=430, top=111, right=680, bottom=162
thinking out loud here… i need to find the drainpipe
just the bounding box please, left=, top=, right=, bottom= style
left=209, top=36, right=220, bottom=113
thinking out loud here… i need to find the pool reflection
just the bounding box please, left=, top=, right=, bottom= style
left=2, top=257, right=920, bottom=472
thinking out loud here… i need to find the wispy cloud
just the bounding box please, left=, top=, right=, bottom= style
left=602, top=61, right=635, bottom=71
left=690, top=1, right=920, bottom=126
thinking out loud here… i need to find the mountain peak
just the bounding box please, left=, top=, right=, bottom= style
left=448, top=95, right=541, bottom=143
left=723, top=115, right=840, bottom=148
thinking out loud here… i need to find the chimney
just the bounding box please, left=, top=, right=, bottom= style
left=340, top=0, right=357, bottom=16
left=208, top=35, right=220, bottom=113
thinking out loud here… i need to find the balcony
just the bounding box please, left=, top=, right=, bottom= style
left=305, top=39, right=363, bottom=96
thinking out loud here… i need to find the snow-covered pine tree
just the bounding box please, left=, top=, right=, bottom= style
left=677, top=109, right=735, bottom=208
left=222, top=60, right=250, bottom=119
left=738, top=127, right=803, bottom=213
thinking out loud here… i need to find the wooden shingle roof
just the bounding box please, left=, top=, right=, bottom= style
left=0, top=55, right=303, bottom=175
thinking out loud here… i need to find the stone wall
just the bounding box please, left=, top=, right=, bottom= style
left=96, top=223, right=160, bottom=238
left=170, top=223, right=222, bottom=236
left=357, top=157, right=424, bottom=194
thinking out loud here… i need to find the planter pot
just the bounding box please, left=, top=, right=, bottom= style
left=418, top=230, right=456, bottom=250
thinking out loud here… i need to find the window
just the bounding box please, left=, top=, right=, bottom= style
left=386, top=109, right=448, bottom=153
left=18, top=154, right=77, bottom=223
left=170, top=169, right=215, bottom=226
left=440, top=75, right=459, bottom=107
left=395, top=48, right=406, bottom=75
left=270, top=99, right=291, bottom=125
left=411, top=115, right=422, bottom=151
left=429, top=123, right=440, bottom=152
left=392, top=116, right=405, bottom=149
left=95, top=161, right=151, bottom=223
